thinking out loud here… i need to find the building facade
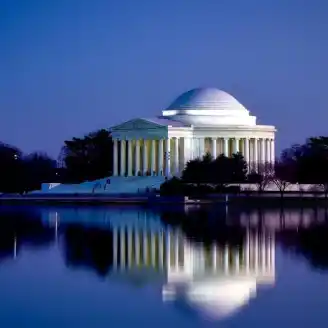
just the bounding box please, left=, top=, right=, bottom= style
left=111, top=88, right=276, bottom=176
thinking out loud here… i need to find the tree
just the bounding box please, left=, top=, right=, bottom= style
left=211, top=154, right=232, bottom=186
left=230, top=153, right=248, bottom=182
left=181, top=152, right=247, bottom=185
left=181, top=158, right=205, bottom=184
left=160, top=177, right=184, bottom=196
left=281, top=137, right=328, bottom=184
left=62, top=129, right=113, bottom=182
left=272, top=160, right=294, bottom=198
left=22, top=152, right=57, bottom=191
left=247, top=163, right=273, bottom=194
left=0, top=143, right=24, bottom=193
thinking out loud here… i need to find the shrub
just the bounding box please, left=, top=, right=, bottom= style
left=160, top=177, right=184, bottom=196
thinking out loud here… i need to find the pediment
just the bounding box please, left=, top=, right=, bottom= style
left=111, top=118, right=165, bottom=131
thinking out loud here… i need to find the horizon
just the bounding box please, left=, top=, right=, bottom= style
left=1, top=0, right=328, bottom=159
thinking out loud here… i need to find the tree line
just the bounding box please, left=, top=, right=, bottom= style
left=161, top=137, right=328, bottom=197
left=0, top=129, right=113, bottom=193
left=2, top=129, right=328, bottom=194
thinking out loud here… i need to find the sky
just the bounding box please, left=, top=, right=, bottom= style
left=1, top=0, right=328, bottom=159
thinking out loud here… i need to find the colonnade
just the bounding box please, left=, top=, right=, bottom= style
left=113, top=136, right=275, bottom=176
left=112, top=226, right=275, bottom=278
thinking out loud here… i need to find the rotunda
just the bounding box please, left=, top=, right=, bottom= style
left=111, top=87, right=276, bottom=176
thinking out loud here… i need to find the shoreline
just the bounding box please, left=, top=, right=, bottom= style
left=0, top=193, right=328, bottom=206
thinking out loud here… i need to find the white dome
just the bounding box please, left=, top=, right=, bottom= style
left=163, top=278, right=257, bottom=321
left=161, top=87, right=256, bottom=126
left=185, top=279, right=257, bottom=320
left=166, top=88, right=246, bottom=111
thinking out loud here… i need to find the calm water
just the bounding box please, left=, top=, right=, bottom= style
left=0, top=204, right=328, bottom=327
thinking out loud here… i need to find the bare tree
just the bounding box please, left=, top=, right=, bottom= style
left=298, top=183, right=305, bottom=198
left=317, top=183, right=328, bottom=199
left=272, top=177, right=291, bottom=199
left=247, top=163, right=273, bottom=194
left=272, top=161, right=294, bottom=199
left=309, top=185, right=321, bottom=200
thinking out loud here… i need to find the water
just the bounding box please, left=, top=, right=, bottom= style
left=0, top=204, right=328, bottom=327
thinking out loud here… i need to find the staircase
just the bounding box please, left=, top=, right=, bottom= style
left=39, top=176, right=166, bottom=195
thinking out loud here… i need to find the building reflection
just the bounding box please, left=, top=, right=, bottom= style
left=239, top=207, right=328, bottom=230
left=163, top=230, right=274, bottom=320
left=111, top=220, right=275, bottom=321
left=5, top=205, right=328, bottom=320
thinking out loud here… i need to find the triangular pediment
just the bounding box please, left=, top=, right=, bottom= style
left=111, top=118, right=165, bottom=131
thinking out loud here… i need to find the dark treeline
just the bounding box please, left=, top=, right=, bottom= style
left=0, top=129, right=114, bottom=193
left=0, top=143, right=57, bottom=193
left=161, top=137, right=328, bottom=197
left=2, top=129, right=328, bottom=193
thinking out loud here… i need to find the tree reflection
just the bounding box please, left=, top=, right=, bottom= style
left=162, top=205, right=328, bottom=272
left=160, top=206, right=244, bottom=246
left=0, top=206, right=54, bottom=261
left=279, top=224, right=328, bottom=270
left=1, top=205, right=328, bottom=279
left=62, top=225, right=113, bottom=276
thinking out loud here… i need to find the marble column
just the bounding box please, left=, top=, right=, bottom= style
left=224, top=138, right=229, bottom=157
left=190, top=137, right=194, bottom=159
left=199, top=138, right=205, bottom=157
left=245, top=138, right=250, bottom=171
left=158, top=139, right=164, bottom=176
left=217, top=138, right=222, bottom=156
left=270, top=139, right=275, bottom=165
left=113, top=139, right=118, bottom=176
left=240, top=138, right=245, bottom=157
left=174, top=137, right=179, bottom=175
left=151, top=140, right=156, bottom=175
left=165, top=138, right=171, bottom=176
left=212, top=138, right=217, bottom=159
left=135, top=139, right=140, bottom=175
left=143, top=140, right=148, bottom=175
left=261, top=138, right=265, bottom=165
left=127, top=140, right=132, bottom=176
left=235, top=138, right=240, bottom=154
left=120, top=140, right=126, bottom=176
left=266, top=139, right=271, bottom=166
left=254, top=138, right=258, bottom=172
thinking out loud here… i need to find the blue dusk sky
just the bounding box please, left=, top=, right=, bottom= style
left=1, top=0, right=327, bottom=158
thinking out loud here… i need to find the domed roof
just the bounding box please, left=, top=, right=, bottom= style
left=185, top=279, right=257, bottom=321
left=166, top=87, right=246, bottom=111
left=163, top=278, right=257, bottom=321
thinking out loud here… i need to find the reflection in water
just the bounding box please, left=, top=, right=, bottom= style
left=2, top=205, right=328, bottom=323
left=162, top=230, right=275, bottom=320
left=60, top=209, right=276, bottom=321
left=0, top=207, right=54, bottom=261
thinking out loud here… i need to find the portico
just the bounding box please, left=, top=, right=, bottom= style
left=110, top=88, right=276, bottom=177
